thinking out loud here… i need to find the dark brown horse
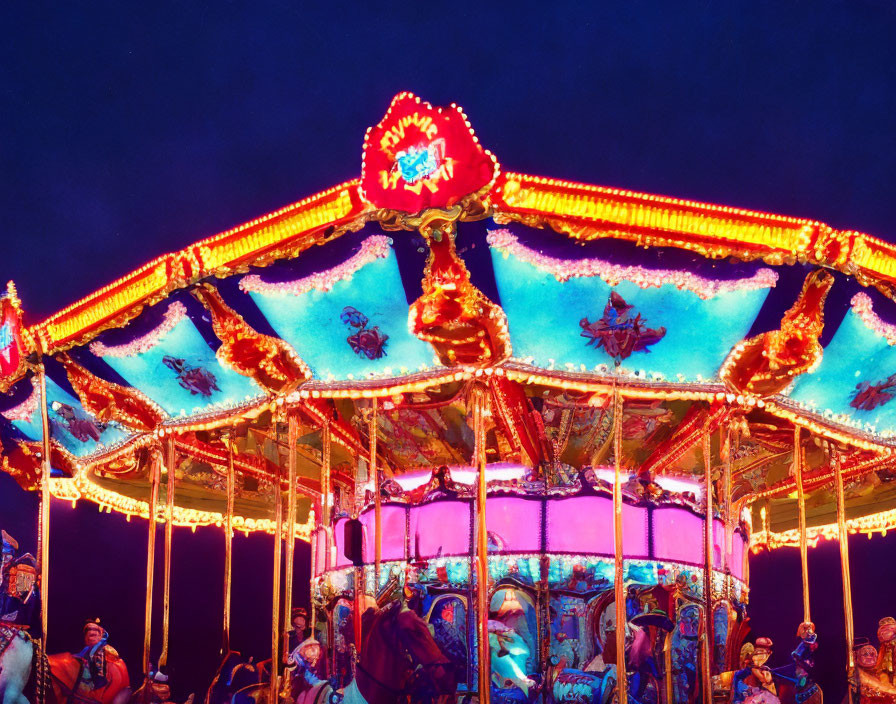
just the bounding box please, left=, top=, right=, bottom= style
left=351, top=601, right=456, bottom=704
left=227, top=602, right=456, bottom=704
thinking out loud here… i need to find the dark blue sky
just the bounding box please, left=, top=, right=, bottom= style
left=3, top=1, right=896, bottom=700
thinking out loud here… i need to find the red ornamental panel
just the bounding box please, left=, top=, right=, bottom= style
left=0, top=295, right=25, bottom=386
left=360, top=92, right=499, bottom=214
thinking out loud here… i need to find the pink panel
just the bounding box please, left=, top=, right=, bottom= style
left=360, top=505, right=407, bottom=562
left=653, top=508, right=704, bottom=564
left=546, top=496, right=648, bottom=557
left=486, top=497, right=542, bottom=552
left=314, top=530, right=327, bottom=575
left=334, top=517, right=349, bottom=568
left=409, top=501, right=471, bottom=558
left=713, top=519, right=725, bottom=566
left=730, top=532, right=746, bottom=580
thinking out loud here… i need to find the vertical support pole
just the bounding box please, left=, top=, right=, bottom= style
left=270, top=418, right=284, bottom=704
left=794, top=427, right=810, bottom=624
left=37, top=364, right=51, bottom=649
left=612, top=387, right=628, bottom=704
left=370, top=399, right=382, bottom=589
left=474, top=385, right=491, bottom=704
left=143, top=449, right=161, bottom=681
left=322, top=421, right=331, bottom=569
left=722, top=425, right=732, bottom=576
left=222, top=431, right=235, bottom=655
left=702, top=430, right=714, bottom=703
left=160, top=436, right=176, bottom=668
left=352, top=442, right=364, bottom=666
left=834, top=445, right=855, bottom=671
left=283, top=414, right=298, bottom=663
left=309, top=526, right=317, bottom=642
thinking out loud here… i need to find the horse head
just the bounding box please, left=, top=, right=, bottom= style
left=357, top=602, right=456, bottom=704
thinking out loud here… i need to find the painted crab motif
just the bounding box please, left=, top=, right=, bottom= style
left=162, top=356, right=220, bottom=397
left=340, top=306, right=388, bottom=360
left=852, top=373, right=896, bottom=411
left=580, top=291, right=666, bottom=360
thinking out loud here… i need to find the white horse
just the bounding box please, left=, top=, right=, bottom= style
left=0, top=629, right=33, bottom=704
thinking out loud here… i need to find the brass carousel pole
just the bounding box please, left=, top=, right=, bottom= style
left=270, top=416, right=284, bottom=704
left=612, top=386, right=628, bottom=704
left=159, top=436, right=176, bottom=668
left=833, top=444, right=856, bottom=671
left=370, top=399, right=382, bottom=589
left=321, top=420, right=335, bottom=678
left=702, top=430, right=714, bottom=704
left=794, top=427, right=811, bottom=624
left=143, top=446, right=161, bottom=686
left=37, top=361, right=52, bottom=649
left=222, top=431, right=235, bottom=655
left=474, top=385, right=491, bottom=704
left=282, top=414, right=299, bottom=663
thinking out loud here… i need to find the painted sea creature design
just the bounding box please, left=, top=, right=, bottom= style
left=50, top=402, right=104, bottom=442
left=162, top=356, right=220, bottom=397
left=580, top=292, right=666, bottom=360
left=852, top=374, right=896, bottom=411
left=340, top=306, right=389, bottom=360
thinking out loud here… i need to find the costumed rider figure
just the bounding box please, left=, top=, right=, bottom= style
left=77, top=618, right=126, bottom=692
left=287, top=607, right=322, bottom=656
left=0, top=531, right=42, bottom=637
left=731, top=637, right=779, bottom=704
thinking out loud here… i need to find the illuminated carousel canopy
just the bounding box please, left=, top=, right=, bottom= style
left=2, top=91, right=896, bottom=552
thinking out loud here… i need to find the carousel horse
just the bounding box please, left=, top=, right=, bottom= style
left=205, top=651, right=252, bottom=704
left=0, top=626, right=33, bottom=704
left=46, top=651, right=131, bottom=704
left=236, top=600, right=456, bottom=704
left=548, top=616, right=668, bottom=704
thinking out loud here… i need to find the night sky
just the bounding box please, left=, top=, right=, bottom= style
left=3, top=2, right=896, bottom=700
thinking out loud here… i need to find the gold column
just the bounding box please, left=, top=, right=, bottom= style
left=702, top=430, right=714, bottom=704
left=37, top=363, right=52, bottom=648
left=834, top=445, right=855, bottom=670
left=794, top=427, right=810, bottom=624
left=160, top=436, right=176, bottom=667
left=613, top=387, right=628, bottom=704
left=222, top=431, right=235, bottom=654
left=473, top=385, right=491, bottom=704
left=143, top=449, right=161, bottom=678
left=370, top=399, right=382, bottom=588
left=270, top=418, right=284, bottom=704
left=322, top=420, right=331, bottom=570
left=282, top=414, right=298, bottom=663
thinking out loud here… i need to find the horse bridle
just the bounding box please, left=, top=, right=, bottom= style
left=355, top=606, right=451, bottom=699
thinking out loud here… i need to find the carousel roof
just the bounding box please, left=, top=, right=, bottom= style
left=2, top=92, right=896, bottom=548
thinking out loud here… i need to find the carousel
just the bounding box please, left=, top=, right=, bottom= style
left=0, top=92, right=896, bottom=704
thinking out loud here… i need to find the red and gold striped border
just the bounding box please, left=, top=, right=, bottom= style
left=30, top=173, right=896, bottom=352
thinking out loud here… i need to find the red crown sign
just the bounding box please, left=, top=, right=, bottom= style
left=360, top=93, right=499, bottom=214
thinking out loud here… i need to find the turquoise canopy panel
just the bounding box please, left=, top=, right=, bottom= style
left=487, top=229, right=777, bottom=382
left=89, top=301, right=263, bottom=417
left=241, top=235, right=438, bottom=381
left=1, top=376, right=127, bottom=456
left=790, top=293, right=896, bottom=436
